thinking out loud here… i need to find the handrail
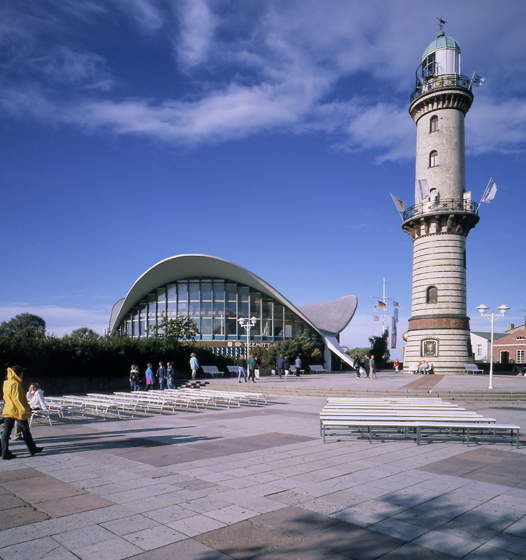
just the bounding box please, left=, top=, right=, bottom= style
left=411, top=74, right=472, bottom=102
left=403, top=199, right=478, bottom=221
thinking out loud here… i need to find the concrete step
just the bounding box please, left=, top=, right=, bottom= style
left=206, top=382, right=526, bottom=403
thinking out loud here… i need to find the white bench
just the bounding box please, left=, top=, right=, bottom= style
left=29, top=409, right=53, bottom=427
left=227, top=366, right=241, bottom=377
left=321, top=420, right=520, bottom=447
left=289, top=366, right=304, bottom=376
left=309, top=365, right=327, bottom=373
left=201, top=366, right=224, bottom=378
left=465, top=363, right=484, bottom=374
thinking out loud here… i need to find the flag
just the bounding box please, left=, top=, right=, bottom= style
left=394, top=307, right=399, bottom=322
left=378, top=301, right=386, bottom=308
left=480, top=178, right=497, bottom=203
left=390, top=193, right=407, bottom=214
left=471, top=72, right=486, bottom=87
left=418, top=179, right=430, bottom=201
left=373, top=304, right=379, bottom=321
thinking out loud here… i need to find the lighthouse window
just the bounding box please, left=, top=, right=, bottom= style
left=429, top=151, right=438, bottom=167
left=430, top=116, right=438, bottom=132
left=426, top=286, right=437, bottom=304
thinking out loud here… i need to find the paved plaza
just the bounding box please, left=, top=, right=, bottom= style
left=1, top=371, right=526, bottom=559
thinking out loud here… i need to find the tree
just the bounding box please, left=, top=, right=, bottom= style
left=369, top=330, right=390, bottom=363
left=254, top=335, right=323, bottom=369
left=0, top=313, right=46, bottom=339
left=345, top=347, right=370, bottom=362
left=68, top=328, right=102, bottom=341
left=147, top=313, right=200, bottom=343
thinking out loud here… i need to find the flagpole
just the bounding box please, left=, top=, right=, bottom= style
left=383, top=278, right=386, bottom=334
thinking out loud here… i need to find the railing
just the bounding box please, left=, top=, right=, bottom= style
left=411, top=74, right=472, bottom=102
left=403, top=199, right=478, bottom=221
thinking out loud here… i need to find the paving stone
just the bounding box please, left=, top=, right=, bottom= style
left=377, top=542, right=462, bottom=559
left=485, top=533, right=526, bottom=556
left=143, top=503, right=195, bottom=523
left=0, top=536, right=80, bottom=560
left=123, top=525, right=187, bottom=551
left=32, top=513, right=95, bottom=535
left=373, top=517, right=430, bottom=541
left=194, top=519, right=298, bottom=560
left=303, top=519, right=407, bottom=560
left=74, top=537, right=144, bottom=560
left=205, top=504, right=261, bottom=524
left=80, top=504, right=137, bottom=523
left=0, top=468, right=44, bottom=484
left=0, top=525, right=47, bottom=548
left=53, top=524, right=118, bottom=549
left=167, top=513, right=227, bottom=536
left=36, top=493, right=115, bottom=517
left=101, top=513, right=160, bottom=536
left=252, top=506, right=340, bottom=537
left=126, top=537, right=233, bottom=559
left=463, top=542, right=526, bottom=560
left=0, top=505, right=51, bottom=531
left=413, top=529, right=482, bottom=557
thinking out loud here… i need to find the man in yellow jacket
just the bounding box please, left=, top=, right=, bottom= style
left=1, top=366, right=43, bottom=460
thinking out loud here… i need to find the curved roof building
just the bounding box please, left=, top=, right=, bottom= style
left=109, top=255, right=357, bottom=369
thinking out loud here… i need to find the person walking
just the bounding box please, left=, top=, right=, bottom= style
left=167, top=362, right=176, bottom=389
left=145, top=363, right=154, bottom=391
left=364, top=355, right=370, bottom=378
left=238, top=354, right=247, bottom=383
left=276, top=354, right=285, bottom=379
left=190, top=353, right=199, bottom=380
left=294, top=356, right=302, bottom=376
left=394, top=359, right=400, bottom=373
left=283, top=356, right=290, bottom=379
left=1, top=366, right=43, bottom=460
left=369, top=355, right=377, bottom=379
left=354, top=356, right=361, bottom=378
left=157, top=362, right=167, bottom=390
left=248, top=354, right=257, bottom=383
left=255, top=355, right=261, bottom=380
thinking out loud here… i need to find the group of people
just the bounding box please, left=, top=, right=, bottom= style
left=275, top=355, right=302, bottom=379
left=237, top=354, right=261, bottom=383
left=129, top=361, right=177, bottom=391
left=1, top=366, right=45, bottom=461
left=416, top=360, right=431, bottom=374
left=353, top=354, right=377, bottom=379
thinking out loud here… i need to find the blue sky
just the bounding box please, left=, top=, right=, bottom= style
left=1, top=0, right=525, bottom=359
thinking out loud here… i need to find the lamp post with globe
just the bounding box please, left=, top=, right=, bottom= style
left=476, top=304, right=510, bottom=390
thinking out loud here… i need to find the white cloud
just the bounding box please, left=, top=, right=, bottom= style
left=174, top=0, right=218, bottom=69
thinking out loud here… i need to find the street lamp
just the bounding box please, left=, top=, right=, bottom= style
left=477, top=304, right=510, bottom=389
left=238, top=317, right=258, bottom=362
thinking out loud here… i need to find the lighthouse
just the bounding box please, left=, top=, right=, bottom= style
left=402, top=28, right=479, bottom=375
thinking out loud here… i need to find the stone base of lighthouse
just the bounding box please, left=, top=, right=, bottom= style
left=403, top=324, right=472, bottom=375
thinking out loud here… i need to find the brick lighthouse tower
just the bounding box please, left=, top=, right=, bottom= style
left=402, top=27, right=479, bottom=375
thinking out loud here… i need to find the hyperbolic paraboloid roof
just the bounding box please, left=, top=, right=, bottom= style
left=109, top=254, right=358, bottom=343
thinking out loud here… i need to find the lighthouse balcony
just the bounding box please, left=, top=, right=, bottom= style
left=403, top=199, right=478, bottom=221
left=411, top=74, right=472, bottom=102
left=402, top=199, right=480, bottom=239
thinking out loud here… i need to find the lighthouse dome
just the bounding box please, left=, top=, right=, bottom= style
left=422, top=30, right=461, bottom=59
left=421, top=30, right=461, bottom=77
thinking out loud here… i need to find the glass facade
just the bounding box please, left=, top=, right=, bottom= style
left=117, top=277, right=321, bottom=346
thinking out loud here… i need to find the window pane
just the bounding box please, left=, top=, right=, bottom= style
left=189, top=283, right=199, bottom=301
left=213, top=283, right=225, bottom=301
left=226, top=284, right=237, bottom=301
left=201, top=282, right=212, bottom=300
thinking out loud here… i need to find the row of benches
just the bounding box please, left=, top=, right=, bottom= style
left=38, top=388, right=268, bottom=422
left=320, top=397, right=521, bottom=447
left=201, top=364, right=327, bottom=378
